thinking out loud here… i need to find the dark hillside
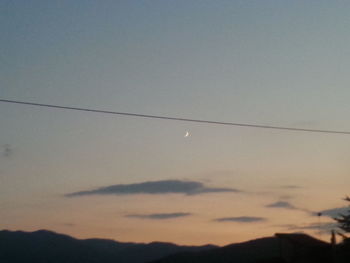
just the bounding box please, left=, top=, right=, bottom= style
left=0, top=229, right=215, bottom=263
left=150, top=237, right=280, bottom=263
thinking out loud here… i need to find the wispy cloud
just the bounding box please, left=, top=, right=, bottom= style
left=298, top=222, right=337, bottom=232
left=126, top=212, right=191, bottom=220
left=278, top=222, right=337, bottom=235
left=66, top=180, right=239, bottom=197
left=265, top=201, right=312, bottom=214
left=318, top=206, right=349, bottom=218
left=214, top=216, right=266, bottom=223
left=266, top=201, right=297, bottom=210
left=1, top=144, right=12, bottom=158
left=280, top=185, right=301, bottom=189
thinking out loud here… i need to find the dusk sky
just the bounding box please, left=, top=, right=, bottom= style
left=1, top=1, right=350, bottom=245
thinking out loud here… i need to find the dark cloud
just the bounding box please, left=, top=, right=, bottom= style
left=66, top=180, right=239, bottom=197
left=266, top=201, right=296, bottom=210
left=278, top=222, right=337, bottom=235
left=214, top=216, right=266, bottom=223
left=318, top=207, right=349, bottom=218
left=266, top=201, right=312, bottom=214
left=280, top=185, right=301, bottom=189
left=298, top=222, right=337, bottom=231
left=1, top=144, right=12, bottom=158
left=126, top=212, right=191, bottom=220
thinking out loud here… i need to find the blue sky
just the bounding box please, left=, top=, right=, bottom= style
left=1, top=1, right=350, bottom=245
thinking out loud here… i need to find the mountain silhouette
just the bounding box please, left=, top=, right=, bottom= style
left=0, top=229, right=338, bottom=263
left=150, top=233, right=335, bottom=263
left=0, top=229, right=216, bottom=263
left=149, top=236, right=281, bottom=263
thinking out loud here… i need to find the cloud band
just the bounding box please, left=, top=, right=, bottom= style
left=66, top=180, right=239, bottom=197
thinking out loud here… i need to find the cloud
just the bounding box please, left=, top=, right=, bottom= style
left=266, top=201, right=312, bottom=214
left=66, top=180, right=239, bottom=197
left=126, top=212, right=191, bottom=220
left=266, top=201, right=297, bottom=210
left=1, top=144, right=12, bottom=158
left=214, top=216, right=266, bottom=223
left=280, top=185, right=301, bottom=189
left=278, top=222, right=337, bottom=235
left=298, top=222, right=337, bottom=231
left=318, top=206, right=349, bottom=218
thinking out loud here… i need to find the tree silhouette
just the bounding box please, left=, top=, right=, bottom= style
left=334, top=196, right=350, bottom=233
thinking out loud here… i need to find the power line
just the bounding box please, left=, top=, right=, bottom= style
left=1, top=98, right=350, bottom=135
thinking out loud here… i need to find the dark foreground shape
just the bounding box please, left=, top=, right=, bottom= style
left=1, top=229, right=342, bottom=263
left=0, top=229, right=215, bottom=263
left=150, top=233, right=334, bottom=263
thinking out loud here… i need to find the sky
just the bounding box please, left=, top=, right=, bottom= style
left=1, top=0, right=350, bottom=245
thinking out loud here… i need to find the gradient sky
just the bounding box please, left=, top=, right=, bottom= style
left=1, top=0, right=350, bottom=245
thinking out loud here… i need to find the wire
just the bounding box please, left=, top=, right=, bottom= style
left=1, top=98, right=350, bottom=135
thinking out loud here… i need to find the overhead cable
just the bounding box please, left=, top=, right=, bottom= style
left=1, top=98, right=350, bottom=135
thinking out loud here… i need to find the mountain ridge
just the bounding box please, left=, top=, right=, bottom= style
left=0, top=229, right=216, bottom=263
left=0, top=229, right=337, bottom=263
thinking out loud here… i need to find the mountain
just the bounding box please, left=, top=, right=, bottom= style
left=149, top=237, right=281, bottom=263
left=0, top=229, right=216, bottom=263
left=150, top=233, right=335, bottom=263
left=0, top=229, right=336, bottom=263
